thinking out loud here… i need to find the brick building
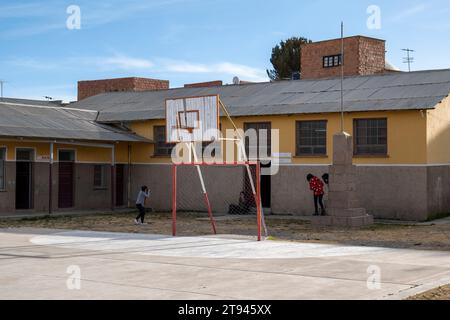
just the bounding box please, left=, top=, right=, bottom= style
left=78, top=77, right=169, bottom=101
left=300, top=36, right=389, bottom=80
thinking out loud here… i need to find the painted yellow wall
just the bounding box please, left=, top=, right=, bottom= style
left=0, top=140, right=129, bottom=164
left=427, top=95, right=450, bottom=164
left=0, top=109, right=431, bottom=165
left=129, top=120, right=168, bottom=164
left=127, top=109, right=428, bottom=165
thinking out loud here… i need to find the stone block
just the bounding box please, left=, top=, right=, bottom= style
left=332, top=133, right=353, bottom=166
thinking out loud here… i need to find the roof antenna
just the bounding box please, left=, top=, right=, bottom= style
left=402, top=48, right=415, bottom=72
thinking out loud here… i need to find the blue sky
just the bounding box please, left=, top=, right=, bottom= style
left=1, top=0, right=450, bottom=102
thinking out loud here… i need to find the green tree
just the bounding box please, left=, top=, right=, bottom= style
left=267, top=37, right=312, bottom=81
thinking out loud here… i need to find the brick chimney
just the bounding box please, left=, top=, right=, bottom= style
left=300, top=36, right=386, bottom=80
left=78, top=77, right=169, bottom=101
left=184, top=80, right=223, bottom=88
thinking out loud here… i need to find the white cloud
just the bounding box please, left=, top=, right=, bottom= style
left=160, top=59, right=267, bottom=82
left=100, top=55, right=154, bottom=70
left=392, top=4, right=427, bottom=21
left=0, top=23, right=63, bottom=38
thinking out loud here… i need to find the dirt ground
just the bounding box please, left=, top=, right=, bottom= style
left=407, top=285, right=450, bottom=300
left=1, top=212, right=449, bottom=300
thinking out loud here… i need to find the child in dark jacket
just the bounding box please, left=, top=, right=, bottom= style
left=307, top=174, right=326, bottom=216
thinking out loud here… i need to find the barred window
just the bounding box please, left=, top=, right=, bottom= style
left=296, top=121, right=327, bottom=156
left=154, top=126, right=174, bottom=156
left=93, top=165, right=107, bottom=189
left=354, top=118, right=388, bottom=155
left=323, top=54, right=342, bottom=68
left=0, top=148, right=6, bottom=190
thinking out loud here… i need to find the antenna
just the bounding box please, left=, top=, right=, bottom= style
left=402, top=48, right=415, bottom=72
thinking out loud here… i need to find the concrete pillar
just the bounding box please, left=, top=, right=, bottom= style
left=312, top=132, right=374, bottom=227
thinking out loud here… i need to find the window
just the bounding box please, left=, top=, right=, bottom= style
left=93, top=165, right=107, bottom=189
left=0, top=148, right=6, bottom=190
left=154, top=126, right=174, bottom=156
left=296, top=121, right=327, bottom=156
left=323, top=54, right=342, bottom=68
left=59, top=150, right=75, bottom=162
left=16, top=149, right=34, bottom=161
left=354, top=118, right=388, bottom=155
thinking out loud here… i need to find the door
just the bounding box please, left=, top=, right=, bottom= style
left=15, top=149, right=34, bottom=210
left=58, top=150, right=75, bottom=208
left=244, top=122, right=272, bottom=209
left=115, top=164, right=125, bottom=207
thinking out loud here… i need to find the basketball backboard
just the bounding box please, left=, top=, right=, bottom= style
left=165, top=95, right=219, bottom=143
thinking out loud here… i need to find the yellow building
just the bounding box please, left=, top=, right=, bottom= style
left=1, top=68, right=450, bottom=221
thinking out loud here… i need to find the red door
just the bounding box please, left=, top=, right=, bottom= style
left=115, top=164, right=125, bottom=207
left=58, top=162, right=74, bottom=208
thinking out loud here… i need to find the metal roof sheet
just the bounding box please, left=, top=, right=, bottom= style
left=0, top=102, right=148, bottom=142
left=71, top=69, right=450, bottom=122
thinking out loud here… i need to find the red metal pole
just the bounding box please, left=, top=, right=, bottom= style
left=203, top=192, right=217, bottom=235
left=172, top=165, right=177, bottom=237
left=255, top=161, right=262, bottom=241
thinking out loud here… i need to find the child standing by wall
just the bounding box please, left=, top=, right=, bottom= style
left=307, top=174, right=326, bottom=216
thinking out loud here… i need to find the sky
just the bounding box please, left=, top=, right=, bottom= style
left=1, top=0, right=450, bottom=102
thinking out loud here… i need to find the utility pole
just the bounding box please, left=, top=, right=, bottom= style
left=340, top=22, right=345, bottom=133
left=0, top=80, right=5, bottom=98
left=402, top=49, right=415, bottom=72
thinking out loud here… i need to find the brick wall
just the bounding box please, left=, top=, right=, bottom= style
left=300, top=36, right=386, bottom=80
left=358, top=37, right=386, bottom=75
left=78, top=77, right=169, bottom=101
left=184, top=80, right=223, bottom=88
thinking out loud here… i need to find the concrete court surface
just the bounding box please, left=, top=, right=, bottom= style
left=1, top=228, right=450, bottom=300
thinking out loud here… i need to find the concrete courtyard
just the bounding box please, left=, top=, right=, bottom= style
left=1, top=227, right=450, bottom=300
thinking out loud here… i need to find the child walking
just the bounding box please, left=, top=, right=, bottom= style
left=135, top=186, right=150, bottom=225
left=306, top=174, right=326, bottom=216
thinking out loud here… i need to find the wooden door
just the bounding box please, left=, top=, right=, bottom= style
left=115, top=164, right=125, bottom=207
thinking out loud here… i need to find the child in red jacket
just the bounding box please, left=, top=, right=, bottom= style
left=307, top=174, right=326, bottom=216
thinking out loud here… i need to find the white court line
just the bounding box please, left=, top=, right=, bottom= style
left=30, top=230, right=392, bottom=260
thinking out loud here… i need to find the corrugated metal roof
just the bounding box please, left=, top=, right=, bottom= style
left=0, top=97, right=64, bottom=107
left=0, top=101, right=148, bottom=142
left=70, top=69, right=450, bottom=122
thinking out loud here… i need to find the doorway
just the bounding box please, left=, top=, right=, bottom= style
left=58, top=150, right=75, bottom=209
left=15, top=149, right=34, bottom=210
left=244, top=122, right=272, bottom=209
left=115, top=164, right=125, bottom=207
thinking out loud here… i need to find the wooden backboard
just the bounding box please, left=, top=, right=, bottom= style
left=165, top=95, right=220, bottom=143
